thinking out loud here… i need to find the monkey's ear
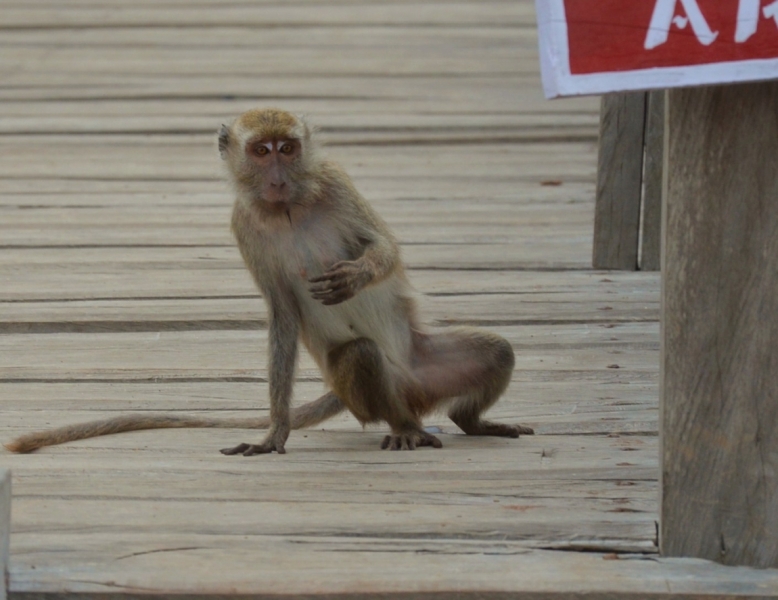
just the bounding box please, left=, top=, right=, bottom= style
left=296, top=114, right=316, bottom=141
left=218, top=124, right=231, bottom=159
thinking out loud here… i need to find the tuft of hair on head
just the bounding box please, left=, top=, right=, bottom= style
left=236, top=108, right=307, bottom=141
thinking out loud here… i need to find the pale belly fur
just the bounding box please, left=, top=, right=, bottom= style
left=292, top=274, right=413, bottom=372
left=267, top=216, right=414, bottom=373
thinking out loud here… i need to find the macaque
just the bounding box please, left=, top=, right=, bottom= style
left=5, top=108, right=533, bottom=456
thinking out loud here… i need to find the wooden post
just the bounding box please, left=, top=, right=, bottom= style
left=0, top=470, right=9, bottom=600
left=661, top=82, right=778, bottom=568
left=638, top=90, right=664, bottom=271
left=593, top=92, right=646, bottom=270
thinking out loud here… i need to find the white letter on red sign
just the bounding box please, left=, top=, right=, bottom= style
left=645, top=0, right=719, bottom=49
left=736, top=0, right=778, bottom=42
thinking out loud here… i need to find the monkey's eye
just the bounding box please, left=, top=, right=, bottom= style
left=255, top=145, right=269, bottom=156
left=279, top=143, right=294, bottom=154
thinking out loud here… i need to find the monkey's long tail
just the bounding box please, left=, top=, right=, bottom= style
left=4, top=393, right=345, bottom=454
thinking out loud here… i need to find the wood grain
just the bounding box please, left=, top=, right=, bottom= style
left=8, top=542, right=778, bottom=599
left=0, top=470, right=8, bottom=600
left=0, top=324, right=661, bottom=379
left=1, top=2, right=539, bottom=29
left=639, top=90, right=663, bottom=272
left=661, top=82, right=778, bottom=568
left=593, top=93, right=646, bottom=270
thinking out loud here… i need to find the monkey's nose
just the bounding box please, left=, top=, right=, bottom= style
left=271, top=181, right=286, bottom=189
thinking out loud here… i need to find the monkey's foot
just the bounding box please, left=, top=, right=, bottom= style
left=454, top=420, right=534, bottom=438
left=381, top=429, right=443, bottom=451
left=220, top=441, right=286, bottom=456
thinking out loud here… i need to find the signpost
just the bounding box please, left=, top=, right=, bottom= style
left=535, top=0, right=778, bottom=569
left=537, top=0, right=778, bottom=97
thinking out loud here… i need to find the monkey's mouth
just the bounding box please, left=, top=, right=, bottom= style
left=256, top=193, right=298, bottom=215
left=262, top=182, right=297, bottom=205
left=265, top=193, right=290, bottom=204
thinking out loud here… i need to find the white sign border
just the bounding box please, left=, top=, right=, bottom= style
left=536, top=0, right=778, bottom=98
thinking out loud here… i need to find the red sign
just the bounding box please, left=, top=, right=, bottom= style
left=535, top=0, right=778, bottom=97
left=565, top=0, right=778, bottom=74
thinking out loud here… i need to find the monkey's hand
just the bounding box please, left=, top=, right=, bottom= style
left=220, top=425, right=290, bottom=456
left=308, top=260, right=372, bottom=305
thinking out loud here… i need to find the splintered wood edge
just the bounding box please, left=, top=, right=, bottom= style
left=0, top=470, right=9, bottom=600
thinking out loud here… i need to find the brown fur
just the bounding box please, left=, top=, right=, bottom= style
left=5, top=108, right=532, bottom=456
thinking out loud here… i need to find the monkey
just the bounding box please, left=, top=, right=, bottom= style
left=5, top=108, right=533, bottom=456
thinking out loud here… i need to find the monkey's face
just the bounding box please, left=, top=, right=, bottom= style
left=244, top=137, right=303, bottom=206
left=220, top=109, right=318, bottom=209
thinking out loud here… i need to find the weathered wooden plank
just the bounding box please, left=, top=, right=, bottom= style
left=0, top=77, right=597, bottom=125
left=1, top=28, right=532, bottom=55
left=0, top=70, right=581, bottom=101
left=0, top=25, right=534, bottom=46
left=1, top=0, right=523, bottom=7
left=0, top=319, right=659, bottom=350
left=0, top=139, right=597, bottom=179
left=4, top=0, right=532, bottom=5
left=0, top=121, right=596, bottom=145
left=0, top=229, right=593, bottom=250
left=0, top=84, right=584, bottom=119
left=0, top=244, right=590, bottom=271
left=0, top=324, right=660, bottom=381
left=0, top=224, right=593, bottom=248
left=0, top=378, right=659, bottom=411
left=0, top=29, right=532, bottom=54
left=0, top=204, right=594, bottom=243
left=0, top=246, right=591, bottom=271
left=0, top=374, right=659, bottom=438
left=639, top=90, right=663, bottom=272
left=0, top=263, right=658, bottom=301
left=662, top=82, right=778, bottom=568
left=2, top=45, right=526, bottom=80
left=0, top=106, right=595, bottom=135
left=592, top=93, right=646, bottom=270
left=0, top=2, right=537, bottom=29
left=0, top=470, right=8, bottom=600
left=6, top=463, right=658, bottom=505
left=0, top=193, right=588, bottom=215
left=0, top=176, right=593, bottom=201
left=8, top=543, right=778, bottom=599
left=0, top=244, right=597, bottom=272
left=3, top=412, right=660, bottom=441
left=9, top=491, right=655, bottom=545
left=3, top=391, right=658, bottom=453
left=0, top=293, right=659, bottom=331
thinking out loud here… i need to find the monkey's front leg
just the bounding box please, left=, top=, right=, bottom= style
left=221, top=302, right=298, bottom=457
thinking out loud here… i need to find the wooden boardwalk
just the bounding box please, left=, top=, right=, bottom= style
left=1, top=1, right=776, bottom=597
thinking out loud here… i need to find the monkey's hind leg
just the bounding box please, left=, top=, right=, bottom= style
left=449, top=332, right=534, bottom=438
left=413, top=329, right=534, bottom=438
left=327, top=337, right=442, bottom=451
